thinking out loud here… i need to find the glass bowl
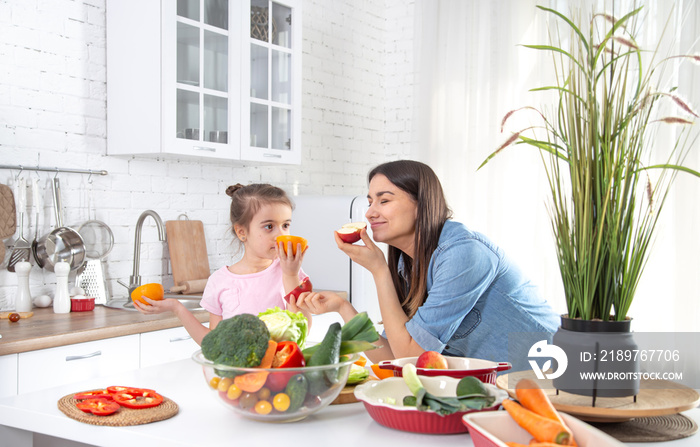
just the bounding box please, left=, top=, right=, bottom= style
left=192, top=350, right=358, bottom=423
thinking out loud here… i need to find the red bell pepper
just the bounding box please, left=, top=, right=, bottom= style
left=76, top=398, right=120, bottom=416
left=272, top=341, right=305, bottom=368
left=112, top=389, right=164, bottom=409
left=266, top=341, right=306, bottom=392
left=74, top=389, right=113, bottom=401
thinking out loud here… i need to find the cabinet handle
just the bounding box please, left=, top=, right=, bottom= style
left=263, top=153, right=282, bottom=158
left=66, top=351, right=102, bottom=361
left=194, top=146, right=216, bottom=152
left=170, top=336, right=192, bottom=343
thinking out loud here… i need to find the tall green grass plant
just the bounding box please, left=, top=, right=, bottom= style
left=481, top=5, right=699, bottom=321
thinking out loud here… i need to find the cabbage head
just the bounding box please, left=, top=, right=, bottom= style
left=258, top=307, right=308, bottom=348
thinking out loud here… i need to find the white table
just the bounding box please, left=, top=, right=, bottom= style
left=0, top=357, right=697, bottom=447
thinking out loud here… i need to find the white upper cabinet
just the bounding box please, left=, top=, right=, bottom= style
left=106, top=0, right=301, bottom=164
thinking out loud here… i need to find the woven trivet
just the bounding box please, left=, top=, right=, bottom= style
left=58, top=391, right=179, bottom=426
left=591, top=413, right=698, bottom=442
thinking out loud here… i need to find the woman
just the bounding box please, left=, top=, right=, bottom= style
left=297, top=160, right=559, bottom=370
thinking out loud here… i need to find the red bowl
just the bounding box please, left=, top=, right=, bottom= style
left=353, top=376, right=507, bottom=434
left=377, top=356, right=511, bottom=385
left=70, top=297, right=95, bottom=312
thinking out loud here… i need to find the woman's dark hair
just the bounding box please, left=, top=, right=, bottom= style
left=368, top=160, right=452, bottom=318
left=225, top=183, right=294, bottom=239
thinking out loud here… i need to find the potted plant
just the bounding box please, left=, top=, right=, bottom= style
left=480, top=5, right=698, bottom=399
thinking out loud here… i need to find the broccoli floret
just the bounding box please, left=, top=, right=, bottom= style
left=201, top=313, right=270, bottom=372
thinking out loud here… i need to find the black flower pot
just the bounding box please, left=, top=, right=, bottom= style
left=552, top=315, right=639, bottom=404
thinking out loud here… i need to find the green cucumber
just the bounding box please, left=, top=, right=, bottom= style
left=284, top=374, right=308, bottom=412
left=305, top=322, right=342, bottom=395
left=307, top=322, right=342, bottom=367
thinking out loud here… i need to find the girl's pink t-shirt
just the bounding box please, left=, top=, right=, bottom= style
left=199, top=259, right=307, bottom=320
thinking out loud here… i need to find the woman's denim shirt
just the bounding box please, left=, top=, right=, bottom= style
left=401, top=220, right=560, bottom=370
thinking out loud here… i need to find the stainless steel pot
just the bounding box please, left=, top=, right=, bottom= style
left=33, top=178, right=86, bottom=272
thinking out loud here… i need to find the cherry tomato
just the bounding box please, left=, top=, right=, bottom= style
left=227, top=383, right=242, bottom=400
left=209, top=377, right=221, bottom=389
left=8, top=313, right=20, bottom=322
left=257, top=387, right=271, bottom=401
left=254, top=400, right=272, bottom=415
left=273, top=393, right=291, bottom=412
left=238, top=392, right=258, bottom=410
left=217, top=377, right=233, bottom=392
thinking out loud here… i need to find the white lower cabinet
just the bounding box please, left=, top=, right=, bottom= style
left=17, top=335, right=140, bottom=395
left=139, top=326, right=201, bottom=368
left=0, top=354, right=18, bottom=398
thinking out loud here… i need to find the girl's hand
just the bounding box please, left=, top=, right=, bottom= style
left=334, top=229, right=387, bottom=275
left=277, top=240, right=308, bottom=277
left=133, top=297, right=179, bottom=315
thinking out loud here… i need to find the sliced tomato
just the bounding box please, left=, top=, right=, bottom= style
left=74, top=389, right=113, bottom=401
left=76, top=398, right=120, bottom=416
left=113, top=390, right=164, bottom=409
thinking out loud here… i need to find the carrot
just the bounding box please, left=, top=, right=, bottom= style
left=231, top=340, right=278, bottom=393
left=515, top=379, right=577, bottom=446
left=505, top=443, right=529, bottom=447
left=501, top=399, right=573, bottom=445
left=354, top=355, right=368, bottom=367
left=259, top=339, right=278, bottom=369
left=234, top=371, right=269, bottom=393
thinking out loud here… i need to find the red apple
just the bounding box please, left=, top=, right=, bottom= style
left=337, top=222, right=367, bottom=243
left=415, top=351, right=449, bottom=369
left=284, top=277, right=313, bottom=303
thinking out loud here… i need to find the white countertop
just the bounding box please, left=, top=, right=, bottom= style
left=0, top=356, right=698, bottom=447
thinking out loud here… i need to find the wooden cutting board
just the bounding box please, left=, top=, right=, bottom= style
left=332, top=376, right=377, bottom=405
left=165, top=219, right=210, bottom=288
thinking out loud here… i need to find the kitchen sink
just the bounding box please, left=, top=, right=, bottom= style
left=103, top=294, right=203, bottom=311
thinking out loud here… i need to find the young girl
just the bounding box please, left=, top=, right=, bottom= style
left=134, top=183, right=310, bottom=345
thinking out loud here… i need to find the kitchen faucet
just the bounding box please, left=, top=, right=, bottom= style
left=118, top=210, right=166, bottom=297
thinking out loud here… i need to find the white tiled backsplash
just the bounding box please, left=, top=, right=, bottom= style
left=0, top=0, right=416, bottom=308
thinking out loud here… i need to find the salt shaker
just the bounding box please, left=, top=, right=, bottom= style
left=14, top=261, right=32, bottom=312
left=53, top=261, right=71, bottom=314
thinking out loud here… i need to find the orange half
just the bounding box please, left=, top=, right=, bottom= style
left=276, top=235, right=308, bottom=255
left=131, top=283, right=164, bottom=306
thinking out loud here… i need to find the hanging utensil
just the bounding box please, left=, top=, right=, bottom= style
left=8, top=177, right=31, bottom=271
left=75, top=177, right=113, bottom=304
left=33, top=178, right=86, bottom=272
left=0, top=182, right=16, bottom=268
left=31, top=177, right=42, bottom=260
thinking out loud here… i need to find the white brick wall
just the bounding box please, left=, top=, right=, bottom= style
left=0, top=0, right=416, bottom=308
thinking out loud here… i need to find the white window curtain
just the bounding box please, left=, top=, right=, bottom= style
left=411, top=0, right=700, bottom=331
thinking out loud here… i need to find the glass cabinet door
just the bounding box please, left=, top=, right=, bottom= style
left=245, top=0, right=299, bottom=162
left=175, top=0, right=230, bottom=150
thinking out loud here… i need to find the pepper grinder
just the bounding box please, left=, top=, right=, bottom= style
left=53, top=261, right=71, bottom=314
left=14, top=261, right=32, bottom=312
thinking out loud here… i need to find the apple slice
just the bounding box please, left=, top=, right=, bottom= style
left=337, top=222, right=367, bottom=243
left=284, top=277, right=312, bottom=303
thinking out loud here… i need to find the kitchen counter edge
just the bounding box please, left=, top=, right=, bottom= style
left=0, top=306, right=209, bottom=355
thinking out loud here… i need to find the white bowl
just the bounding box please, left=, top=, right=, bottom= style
left=354, top=375, right=507, bottom=434
left=463, top=410, right=625, bottom=447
